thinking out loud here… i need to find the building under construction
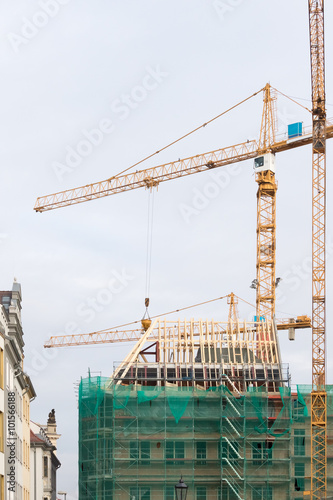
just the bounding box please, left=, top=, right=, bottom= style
left=78, top=318, right=333, bottom=499
left=35, top=2, right=331, bottom=497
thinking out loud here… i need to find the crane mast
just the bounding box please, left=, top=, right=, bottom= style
left=227, top=292, right=239, bottom=322
left=309, top=0, right=327, bottom=497
left=256, top=85, right=278, bottom=321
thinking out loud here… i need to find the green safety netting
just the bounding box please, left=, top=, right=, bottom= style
left=296, top=384, right=333, bottom=420
left=79, top=375, right=108, bottom=417
left=327, top=385, right=333, bottom=415
left=246, top=386, right=292, bottom=439
left=79, top=379, right=239, bottom=424
left=296, top=385, right=310, bottom=418
left=78, top=376, right=333, bottom=500
left=79, top=376, right=294, bottom=435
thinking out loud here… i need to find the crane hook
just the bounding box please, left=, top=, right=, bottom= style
left=141, top=297, right=152, bottom=331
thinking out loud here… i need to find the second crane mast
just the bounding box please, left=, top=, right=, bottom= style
left=256, top=84, right=278, bottom=321
left=309, top=0, right=327, bottom=497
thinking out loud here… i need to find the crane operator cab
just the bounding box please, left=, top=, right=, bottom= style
left=254, top=153, right=276, bottom=174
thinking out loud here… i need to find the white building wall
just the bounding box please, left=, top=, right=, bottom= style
left=5, top=357, right=25, bottom=500
left=0, top=282, right=37, bottom=500
left=0, top=307, right=7, bottom=498
left=30, top=445, right=43, bottom=500
left=13, top=376, right=23, bottom=500
left=2, top=289, right=25, bottom=500
left=30, top=420, right=61, bottom=500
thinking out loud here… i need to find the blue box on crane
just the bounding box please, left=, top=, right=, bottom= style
left=288, top=122, right=303, bottom=139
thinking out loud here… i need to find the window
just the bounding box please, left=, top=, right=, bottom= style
left=196, top=441, right=206, bottom=465
left=0, top=412, right=3, bottom=452
left=294, top=429, right=305, bottom=456
left=294, top=463, right=305, bottom=492
left=196, top=487, right=206, bottom=500
left=219, top=486, right=239, bottom=500
left=166, top=441, right=184, bottom=465
left=140, top=442, right=150, bottom=464
left=6, top=361, right=9, bottom=390
left=0, top=475, right=4, bottom=500
left=252, top=442, right=272, bottom=465
left=130, top=441, right=139, bottom=465
left=130, top=441, right=150, bottom=466
left=0, top=348, right=3, bottom=389
left=251, top=486, right=273, bottom=500
left=130, top=487, right=150, bottom=500
left=255, top=156, right=264, bottom=168
left=293, top=399, right=306, bottom=420
left=165, top=486, right=175, bottom=500
left=43, top=456, right=48, bottom=478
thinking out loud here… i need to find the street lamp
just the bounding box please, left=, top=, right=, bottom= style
left=58, top=491, right=67, bottom=500
left=175, top=477, right=188, bottom=500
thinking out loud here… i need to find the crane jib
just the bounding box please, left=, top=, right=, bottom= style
left=34, top=124, right=333, bottom=213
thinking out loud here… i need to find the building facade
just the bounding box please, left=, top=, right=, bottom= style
left=30, top=411, right=61, bottom=500
left=0, top=311, right=5, bottom=499
left=0, top=280, right=36, bottom=500
left=23, top=376, right=35, bottom=500
left=78, top=318, right=333, bottom=500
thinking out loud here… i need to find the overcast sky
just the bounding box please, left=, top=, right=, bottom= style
left=1, top=1, right=333, bottom=498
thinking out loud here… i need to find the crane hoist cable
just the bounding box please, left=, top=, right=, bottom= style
left=279, top=94, right=333, bottom=109
left=271, top=87, right=312, bottom=114
left=145, top=188, right=155, bottom=300
left=142, top=189, right=155, bottom=329
left=96, top=294, right=230, bottom=333
left=235, top=294, right=301, bottom=319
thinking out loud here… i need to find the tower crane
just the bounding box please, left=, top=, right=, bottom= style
left=34, top=85, right=333, bottom=327
left=43, top=314, right=311, bottom=349
left=36, top=79, right=332, bottom=496
left=35, top=3, right=331, bottom=495
left=36, top=83, right=332, bottom=500
left=308, top=0, right=327, bottom=497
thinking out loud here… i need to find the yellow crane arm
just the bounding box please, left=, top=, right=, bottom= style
left=34, top=123, right=333, bottom=213
left=34, top=140, right=258, bottom=212
left=43, top=328, right=153, bottom=347
left=44, top=316, right=311, bottom=348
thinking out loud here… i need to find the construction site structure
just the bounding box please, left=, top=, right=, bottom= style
left=36, top=87, right=332, bottom=497
left=78, top=318, right=333, bottom=500
left=35, top=4, right=331, bottom=494
left=34, top=89, right=333, bottom=330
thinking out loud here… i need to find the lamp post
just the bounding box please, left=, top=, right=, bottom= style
left=175, top=477, right=188, bottom=500
left=58, top=491, right=67, bottom=500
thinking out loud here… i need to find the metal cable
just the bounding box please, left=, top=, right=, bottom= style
left=109, top=87, right=265, bottom=180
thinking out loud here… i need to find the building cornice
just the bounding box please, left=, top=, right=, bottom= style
left=23, top=373, right=37, bottom=400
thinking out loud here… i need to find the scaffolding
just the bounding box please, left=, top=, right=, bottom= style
left=78, top=320, right=333, bottom=499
